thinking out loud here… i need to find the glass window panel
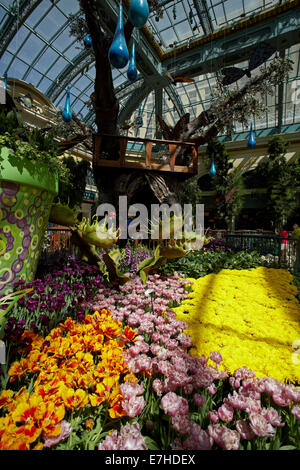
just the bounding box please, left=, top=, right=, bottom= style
left=7, top=25, right=30, bottom=55
left=63, top=41, right=81, bottom=60
left=0, top=50, right=13, bottom=75
left=38, top=76, right=53, bottom=93
left=18, top=33, right=45, bottom=64
left=25, top=0, right=52, bottom=27
left=174, top=20, right=192, bottom=40
left=0, top=6, right=7, bottom=26
left=224, top=0, right=243, bottom=21
left=6, top=57, right=28, bottom=79
left=46, top=56, right=68, bottom=79
left=159, top=28, right=177, bottom=46
left=56, top=0, right=80, bottom=16
left=25, top=68, right=44, bottom=86
left=51, top=26, right=74, bottom=50
left=34, top=47, right=59, bottom=71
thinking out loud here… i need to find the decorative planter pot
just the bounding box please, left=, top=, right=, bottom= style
left=0, top=146, right=58, bottom=295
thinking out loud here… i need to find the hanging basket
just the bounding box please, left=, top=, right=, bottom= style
left=0, top=146, right=58, bottom=295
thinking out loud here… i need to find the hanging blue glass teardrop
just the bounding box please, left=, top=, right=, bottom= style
left=129, top=0, right=149, bottom=28
left=136, top=104, right=143, bottom=127
left=3, top=72, right=7, bottom=91
left=247, top=121, right=256, bottom=149
left=209, top=154, right=216, bottom=177
left=127, top=40, right=138, bottom=82
left=108, top=3, right=129, bottom=69
left=83, top=34, right=92, bottom=49
left=62, top=86, right=72, bottom=123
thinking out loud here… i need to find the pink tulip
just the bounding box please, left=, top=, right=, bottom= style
left=210, top=351, right=223, bottom=365
left=193, top=393, right=205, bottom=407
left=161, top=392, right=189, bottom=416
left=261, top=407, right=285, bottom=427
left=291, top=404, right=300, bottom=421
left=236, top=420, right=255, bottom=440
left=248, top=412, right=276, bottom=437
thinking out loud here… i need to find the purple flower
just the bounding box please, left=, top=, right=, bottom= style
left=39, top=314, right=50, bottom=327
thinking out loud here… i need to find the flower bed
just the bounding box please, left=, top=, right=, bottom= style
left=0, top=267, right=300, bottom=450
left=173, top=267, right=300, bottom=383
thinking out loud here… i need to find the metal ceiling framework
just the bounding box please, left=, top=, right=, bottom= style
left=0, top=0, right=299, bottom=138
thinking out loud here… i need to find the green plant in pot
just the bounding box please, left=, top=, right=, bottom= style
left=0, top=108, right=70, bottom=295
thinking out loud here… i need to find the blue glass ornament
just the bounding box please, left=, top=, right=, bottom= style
left=62, top=86, right=72, bottom=123
left=108, top=3, right=129, bottom=69
left=127, top=40, right=137, bottom=82
left=3, top=72, right=7, bottom=91
left=209, top=153, right=216, bottom=177
left=83, top=34, right=92, bottom=49
left=247, top=121, right=256, bottom=149
left=136, top=104, right=143, bottom=127
left=129, top=0, right=149, bottom=28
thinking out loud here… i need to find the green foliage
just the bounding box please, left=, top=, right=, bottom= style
left=56, top=156, right=90, bottom=209
left=0, top=289, right=32, bottom=339
left=256, top=136, right=300, bottom=228
left=0, top=112, right=70, bottom=183
left=178, top=174, right=203, bottom=217
left=0, top=110, right=22, bottom=134
left=206, top=140, right=244, bottom=230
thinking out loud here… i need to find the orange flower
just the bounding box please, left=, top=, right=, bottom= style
left=102, top=375, right=121, bottom=390
left=26, top=351, right=49, bottom=373
left=123, top=372, right=139, bottom=384
left=89, top=393, right=105, bottom=407
left=61, top=388, right=88, bottom=409
left=123, top=325, right=137, bottom=342
left=0, top=389, right=14, bottom=410
left=85, top=419, right=94, bottom=431
left=0, top=424, right=31, bottom=450
left=32, top=442, right=44, bottom=450
left=108, top=389, right=126, bottom=419
left=10, top=396, right=46, bottom=444
left=38, top=402, right=65, bottom=437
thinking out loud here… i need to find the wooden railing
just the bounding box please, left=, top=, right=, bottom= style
left=93, top=134, right=198, bottom=174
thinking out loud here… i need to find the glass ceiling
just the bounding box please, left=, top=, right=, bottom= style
left=0, top=0, right=299, bottom=141
left=147, top=0, right=278, bottom=51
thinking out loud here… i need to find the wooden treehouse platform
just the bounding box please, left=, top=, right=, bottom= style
left=93, top=134, right=198, bottom=174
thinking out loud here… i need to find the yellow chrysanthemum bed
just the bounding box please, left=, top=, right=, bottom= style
left=173, top=267, right=300, bottom=383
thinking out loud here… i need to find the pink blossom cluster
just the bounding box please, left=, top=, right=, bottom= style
left=85, top=273, right=191, bottom=325
left=84, top=273, right=300, bottom=450
left=98, top=422, right=147, bottom=450
left=172, top=423, right=213, bottom=450
left=170, top=365, right=300, bottom=450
